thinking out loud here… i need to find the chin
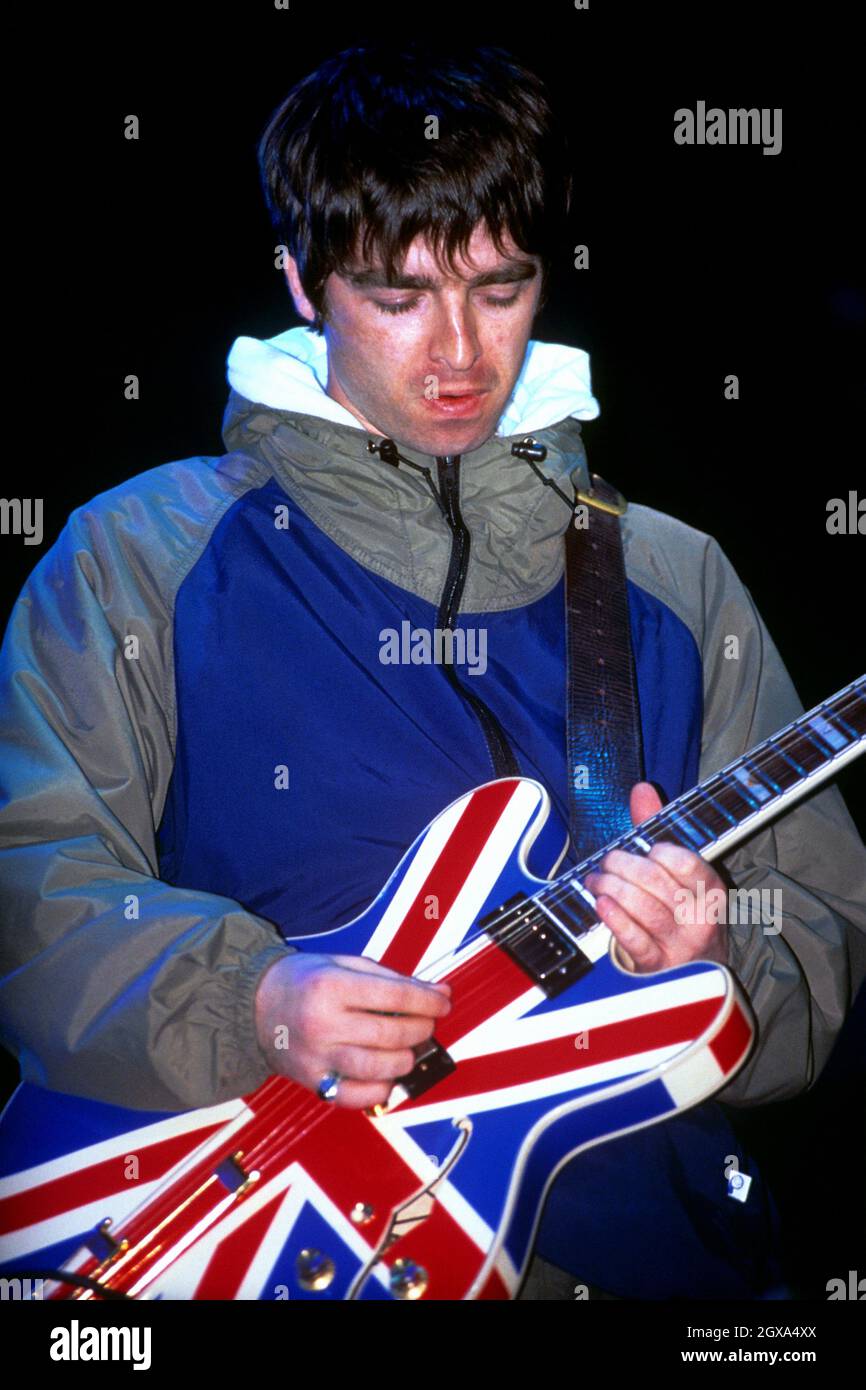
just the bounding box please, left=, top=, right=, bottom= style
left=423, top=419, right=498, bottom=456
left=386, top=404, right=500, bottom=458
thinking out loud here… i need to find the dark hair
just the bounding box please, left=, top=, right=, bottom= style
left=257, top=40, right=573, bottom=333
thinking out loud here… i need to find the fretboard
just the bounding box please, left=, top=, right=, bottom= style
left=532, top=674, right=866, bottom=943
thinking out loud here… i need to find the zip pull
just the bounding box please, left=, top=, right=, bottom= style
left=434, top=454, right=463, bottom=525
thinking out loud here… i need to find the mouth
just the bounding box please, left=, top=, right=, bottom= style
left=421, top=390, right=489, bottom=418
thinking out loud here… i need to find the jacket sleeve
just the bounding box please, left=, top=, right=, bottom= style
left=695, top=537, right=866, bottom=1107
left=0, top=497, right=298, bottom=1113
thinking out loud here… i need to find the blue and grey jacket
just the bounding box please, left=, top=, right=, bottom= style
left=2, top=327, right=865, bottom=1294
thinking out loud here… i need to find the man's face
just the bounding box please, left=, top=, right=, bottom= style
left=302, top=224, right=543, bottom=456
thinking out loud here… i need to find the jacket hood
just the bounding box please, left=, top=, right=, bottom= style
left=224, top=325, right=600, bottom=441
left=219, top=325, right=603, bottom=612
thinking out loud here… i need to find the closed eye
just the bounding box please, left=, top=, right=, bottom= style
left=373, top=293, right=521, bottom=316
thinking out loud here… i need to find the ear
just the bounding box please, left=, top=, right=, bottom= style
left=282, top=255, right=317, bottom=324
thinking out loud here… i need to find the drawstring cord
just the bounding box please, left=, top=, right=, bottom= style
left=509, top=436, right=575, bottom=512
left=366, top=433, right=576, bottom=514
left=366, top=437, right=449, bottom=520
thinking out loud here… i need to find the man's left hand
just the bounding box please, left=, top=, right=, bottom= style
left=582, top=782, right=730, bottom=974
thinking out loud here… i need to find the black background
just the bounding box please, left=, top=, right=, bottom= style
left=2, top=0, right=864, bottom=1299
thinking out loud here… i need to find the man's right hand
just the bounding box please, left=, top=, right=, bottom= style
left=253, top=952, right=453, bottom=1109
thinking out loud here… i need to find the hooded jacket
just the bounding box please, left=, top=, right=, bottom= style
left=1, top=325, right=865, bottom=1295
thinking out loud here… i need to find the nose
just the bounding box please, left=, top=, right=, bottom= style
left=427, top=293, right=482, bottom=375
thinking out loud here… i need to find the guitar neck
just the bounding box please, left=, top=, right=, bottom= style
left=548, top=674, right=866, bottom=917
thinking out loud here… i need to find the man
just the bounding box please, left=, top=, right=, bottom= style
left=1, top=40, right=865, bottom=1301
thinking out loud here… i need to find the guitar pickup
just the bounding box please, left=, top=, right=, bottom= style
left=395, top=1037, right=456, bottom=1100
left=480, top=895, right=593, bottom=999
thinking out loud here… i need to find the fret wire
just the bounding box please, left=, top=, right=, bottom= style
left=798, top=729, right=839, bottom=760
left=825, top=710, right=861, bottom=740
left=809, top=712, right=851, bottom=752
left=703, top=778, right=759, bottom=820
left=770, top=744, right=807, bottom=776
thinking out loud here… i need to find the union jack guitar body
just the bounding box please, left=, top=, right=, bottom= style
left=0, top=677, right=864, bottom=1300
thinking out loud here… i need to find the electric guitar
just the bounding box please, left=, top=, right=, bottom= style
left=0, top=676, right=863, bottom=1300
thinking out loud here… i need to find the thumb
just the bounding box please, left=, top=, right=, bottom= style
left=629, top=780, right=664, bottom=827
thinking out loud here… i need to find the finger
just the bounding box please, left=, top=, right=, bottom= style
left=328, top=1078, right=395, bottom=1111
left=288, top=1046, right=396, bottom=1111
left=584, top=871, right=675, bottom=942
left=647, top=842, right=710, bottom=887
left=329, top=1043, right=418, bottom=1083
left=595, top=894, right=664, bottom=971
left=591, top=848, right=681, bottom=912
left=333, top=964, right=453, bottom=1018
left=629, top=781, right=664, bottom=826
left=340, top=1010, right=438, bottom=1051
left=331, top=954, right=451, bottom=994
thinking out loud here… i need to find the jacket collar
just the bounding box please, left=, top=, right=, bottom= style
left=220, top=326, right=601, bottom=612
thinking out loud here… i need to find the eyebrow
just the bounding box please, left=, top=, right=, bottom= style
left=343, top=259, right=540, bottom=291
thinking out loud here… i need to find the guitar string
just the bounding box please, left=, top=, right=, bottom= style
left=87, top=687, right=865, bottom=1293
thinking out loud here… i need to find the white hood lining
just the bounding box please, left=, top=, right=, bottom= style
left=226, top=326, right=600, bottom=437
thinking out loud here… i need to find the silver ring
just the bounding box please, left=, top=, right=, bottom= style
left=317, top=1070, right=341, bottom=1102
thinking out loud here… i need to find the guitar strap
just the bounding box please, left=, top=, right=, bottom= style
left=564, top=474, right=645, bottom=863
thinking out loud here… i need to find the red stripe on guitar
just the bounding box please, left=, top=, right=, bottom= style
left=434, top=949, right=535, bottom=1052
left=292, top=1108, right=429, bottom=1240
left=398, top=997, right=723, bottom=1109
left=378, top=780, right=523, bottom=976
left=192, top=1189, right=289, bottom=1300
left=123, top=1109, right=436, bottom=1300
left=0, top=1124, right=226, bottom=1235
left=709, top=1000, right=752, bottom=1075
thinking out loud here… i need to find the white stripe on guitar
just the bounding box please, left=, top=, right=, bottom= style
left=361, top=795, right=472, bottom=960
left=386, top=1040, right=688, bottom=1127
left=0, top=1183, right=164, bottom=1265
left=448, top=968, right=726, bottom=1062
left=0, top=1097, right=249, bottom=1198
left=414, top=781, right=545, bottom=976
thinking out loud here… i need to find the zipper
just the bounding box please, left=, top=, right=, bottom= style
left=433, top=455, right=519, bottom=778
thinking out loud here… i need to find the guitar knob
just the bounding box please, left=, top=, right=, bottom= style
left=295, top=1248, right=336, bottom=1291
left=389, top=1258, right=429, bottom=1300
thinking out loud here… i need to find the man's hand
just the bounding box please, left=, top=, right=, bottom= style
left=583, top=782, right=730, bottom=974
left=254, top=952, right=452, bottom=1109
